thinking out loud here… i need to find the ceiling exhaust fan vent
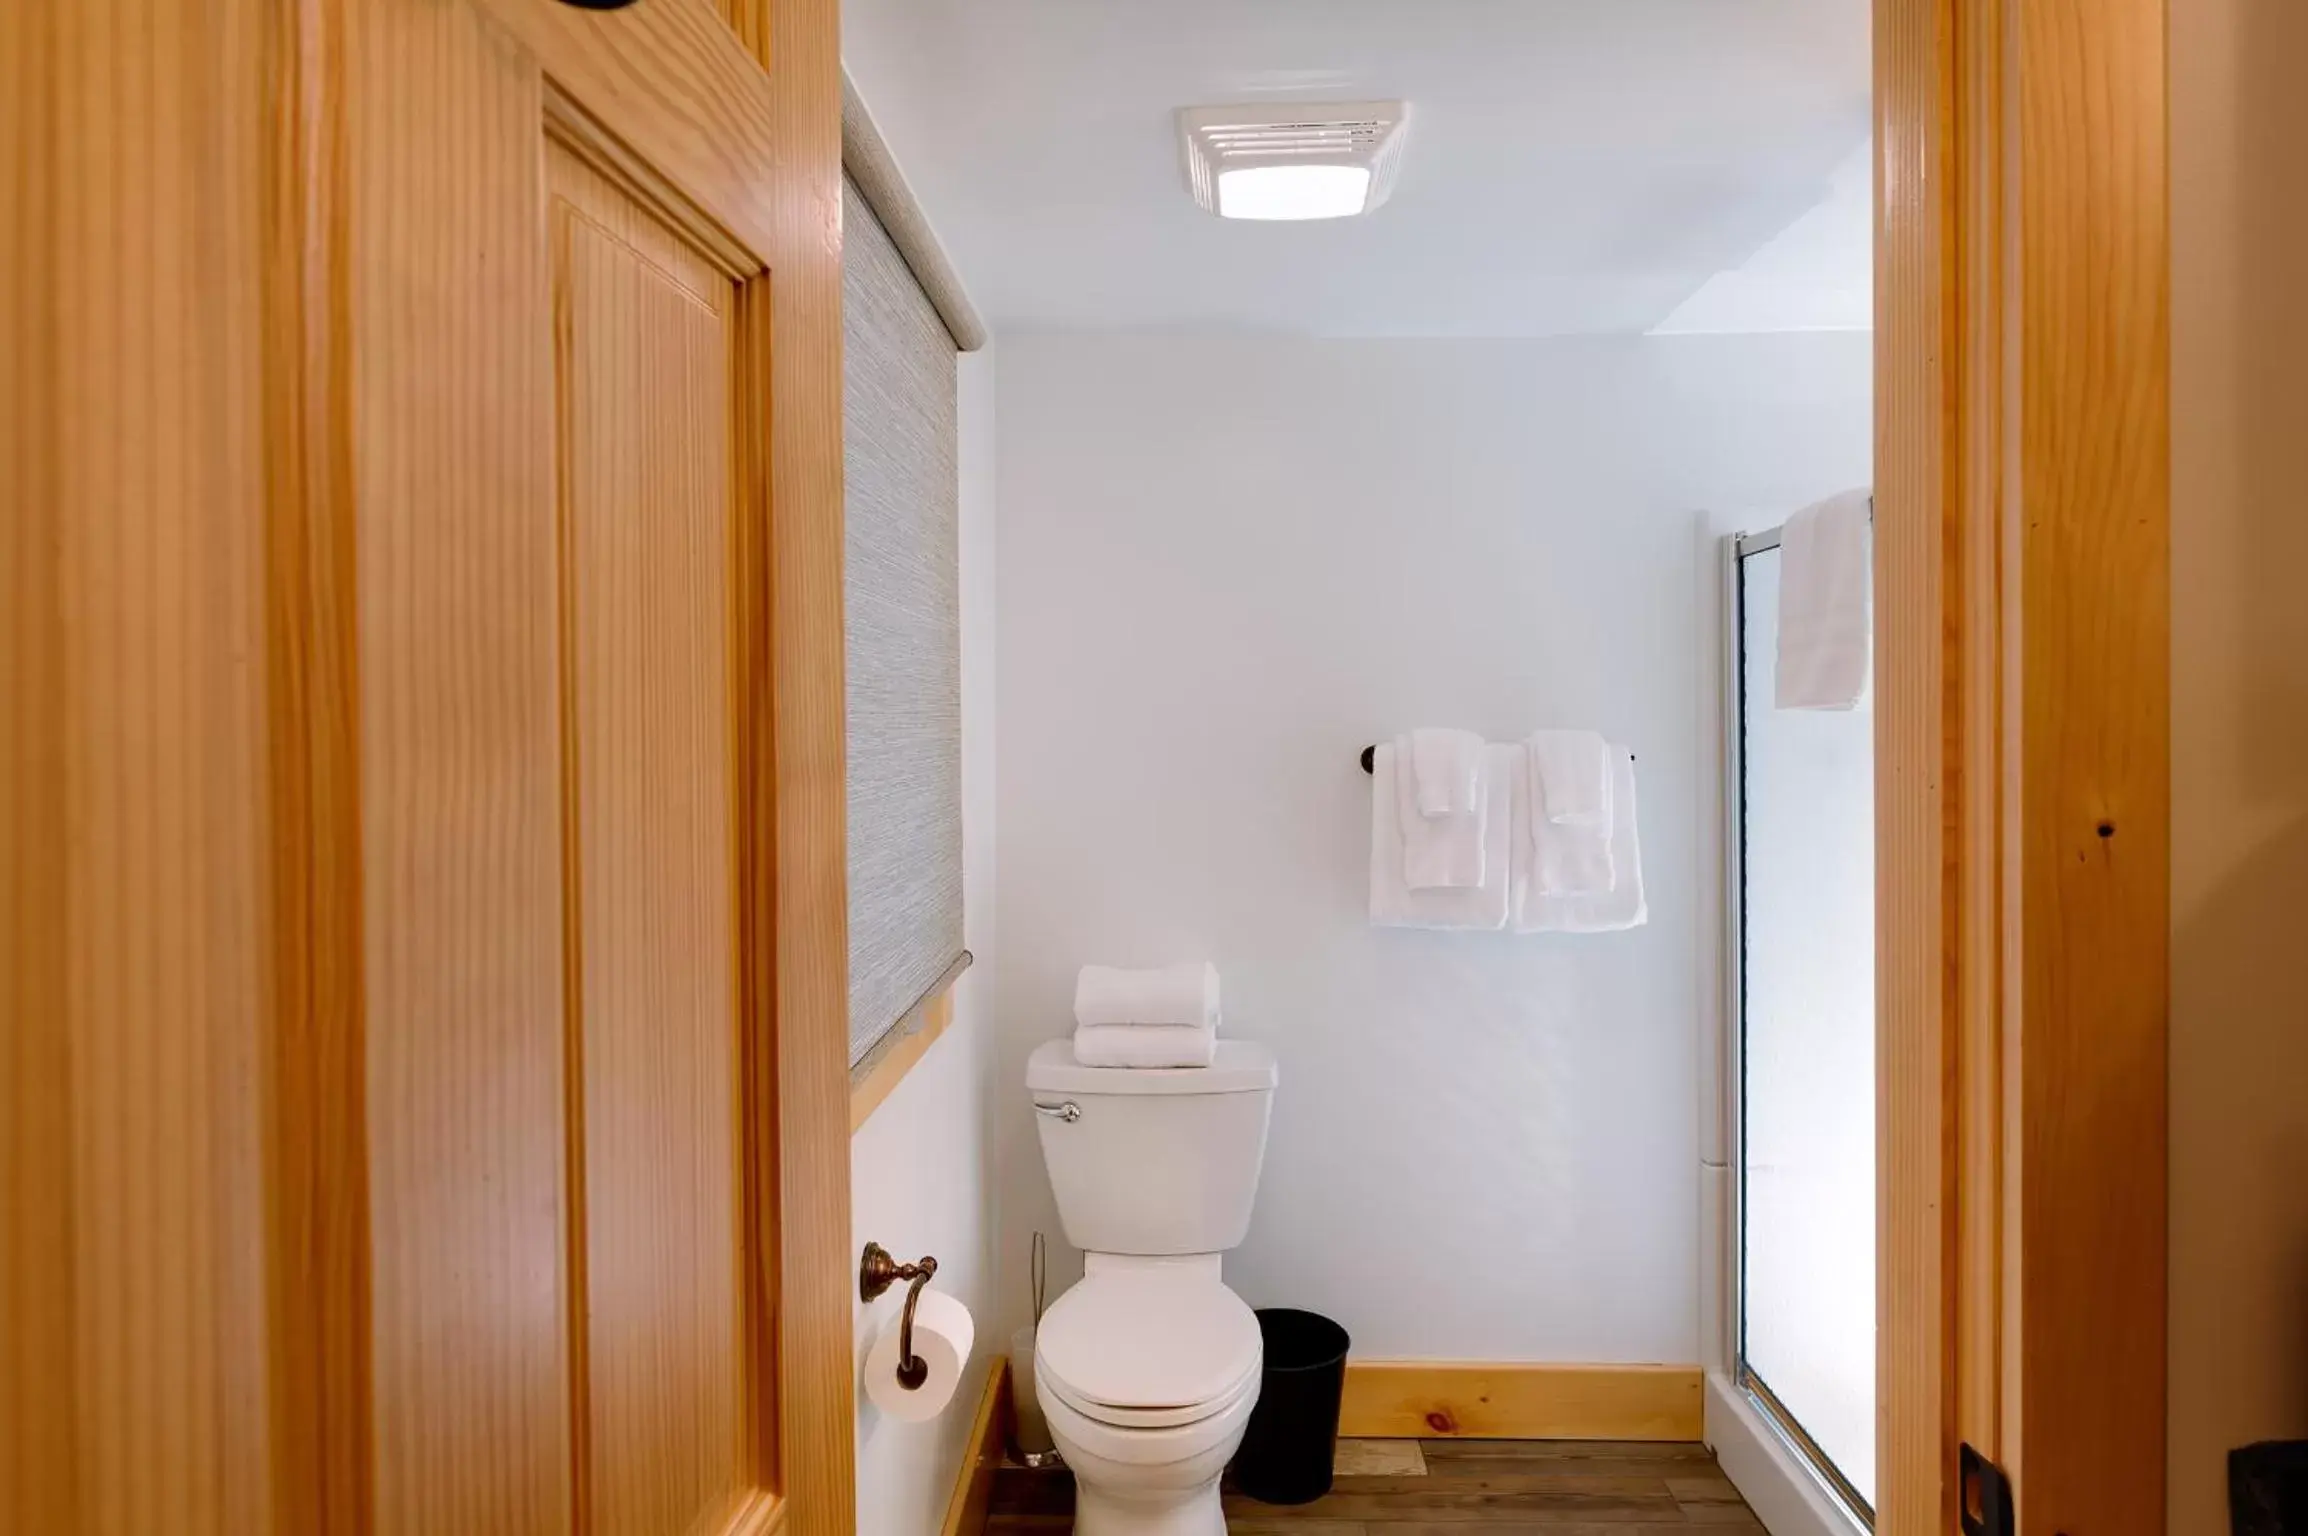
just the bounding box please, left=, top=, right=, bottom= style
left=1178, top=100, right=1411, bottom=221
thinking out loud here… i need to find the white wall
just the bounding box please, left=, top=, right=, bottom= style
left=990, top=332, right=1872, bottom=1361
left=851, top=348, right=999, bottom=1536
left=2170, top=3, right=2308, bottom=1529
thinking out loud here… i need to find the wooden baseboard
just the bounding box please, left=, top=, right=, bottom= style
left=1338, top=1361, right=1703, bottom=1441
left=939, top=1358, right=1012, bottom=1536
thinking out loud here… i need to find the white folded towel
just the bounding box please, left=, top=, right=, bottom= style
left=1370, top=743, right=1512, bottom=930
left=1407, top=728, right=1485, bottom=818
left=1512, top=746, right=1646, bottom=933
left=1072, top=1023, right=1218, bottom=1069
left=1776, top=488, right=1873, bottom=710
left=1534, top=815, right=1615, bottom=897
left=1394, top=733, right=1486, bottom=889
left=1073, top=962, right=1219, bottom=1029
left=1522, top=733, right=1614, bottom=896
left=1526, top=729, right=1613, bottom=828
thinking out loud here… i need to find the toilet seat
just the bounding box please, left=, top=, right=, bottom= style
left=1040, top=1351, right=1260, bottom=1432
left=1035, top=1270, right=1262, bottom=1432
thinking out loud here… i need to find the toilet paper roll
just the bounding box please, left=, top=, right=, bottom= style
left=863, top=1288, right=975, bottom=1423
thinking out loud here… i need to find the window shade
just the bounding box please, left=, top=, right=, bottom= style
left=843, top=175, right=963, bottom=1067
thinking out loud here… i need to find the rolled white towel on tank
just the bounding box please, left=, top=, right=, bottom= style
left=1071, top=1023, right=1219, bottom=1069
left=1072, top=962, right=1220, bottom=1029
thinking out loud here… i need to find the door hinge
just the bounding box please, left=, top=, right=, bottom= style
left=1960, top=1443, right=2013, bottom=1536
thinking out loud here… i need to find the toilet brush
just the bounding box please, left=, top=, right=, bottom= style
left=1009, top=1233, right=1061, bottom=1466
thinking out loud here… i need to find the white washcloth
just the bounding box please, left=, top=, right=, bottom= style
left=1370, top=743, right=1512, bottom=930
left=1522, top=735, right=1614, bottom=896
left=1407, top=728, right=1485, bottom=818
left=1072, top=1023, right=1218, bottom=1069
left=1073, top=963, right=1219, bottom=1029
left=1776, top=488, right=1873, bottom=710
left=1394, top=733, right=1487, bottom=889
left=1526, top=729, right=1613, bottom=828
left=1512, top=746, right=1646, bottom=933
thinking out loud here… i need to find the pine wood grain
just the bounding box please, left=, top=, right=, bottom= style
left=464, top=0, right=794, bottom=267
left=1877, top=1, right=2170, bottom=1530
left=719, top=1, right=861, bottom=1527
left=2011, top=0, right=2170, bottom=1528
left=551, top=138, right=754, bottom=1535
left=986, top=1437, right=1764, bottom=1533
left=1337, top=1363, right=1702, bottom=1442
left=0, top=1, right=74, bottom=1527
left=9, top=0, right=851, bottom=1530
left=347, top=3, right=574, bottom=1527
left=3, top=1, right=281, bottom=1531
left=1873, top=0, right=1962, bottom=1527
left=260, top=2, right=378, bottom=1532
left=1948, top=0, right=2012, bottom=1486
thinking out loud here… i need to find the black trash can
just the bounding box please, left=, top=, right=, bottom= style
left=1229, top=1308, right=1352, bottom=1505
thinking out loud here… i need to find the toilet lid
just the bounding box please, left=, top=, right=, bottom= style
left=1035, top=1273, right=1261, bottom=1416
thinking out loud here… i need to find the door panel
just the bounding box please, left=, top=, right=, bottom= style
left=4, top=1, right=279, bottom=1531
left=549, top=141, right=760, bottom=1536
left=347, top=4, right=790, bottom=1530
left=349, top=3, right=571, bottom=1528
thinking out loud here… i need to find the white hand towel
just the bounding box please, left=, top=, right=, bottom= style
left=1776, top=488, right=1873, bottom=710
left=1071, top=1023, right=1218, bottom=1069
left=1526, top=729, right=1613, bottom=828
left=1512, top=747, right=1646, bottom=933
left=1394, top=733, right=1486, bottom=889
left=1521, top=737, right=1614, bottom=896
left=1370, top=743, right=1511, bottom=930
left=1407, top=728, right=1485, bottom=818
left=1073, top=963, right=1219, bottom=1029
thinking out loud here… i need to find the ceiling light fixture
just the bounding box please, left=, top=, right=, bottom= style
left=1179, top=101, right=1410, bottom=222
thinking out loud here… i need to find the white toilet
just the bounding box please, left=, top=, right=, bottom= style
left=1026, top=1037, right=1278, bottom=1535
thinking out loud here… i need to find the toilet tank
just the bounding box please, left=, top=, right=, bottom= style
left=1026, top=1039, right=1277, bottom=1256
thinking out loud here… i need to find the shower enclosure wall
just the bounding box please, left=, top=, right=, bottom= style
left=1716, top=524, right=1877, bottom=1531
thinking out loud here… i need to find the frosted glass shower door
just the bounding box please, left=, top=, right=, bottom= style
left=1733, top=540, right=1876, bottom=1517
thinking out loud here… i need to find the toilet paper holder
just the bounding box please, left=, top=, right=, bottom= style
left=859, top=1242, right=940, bottom=1391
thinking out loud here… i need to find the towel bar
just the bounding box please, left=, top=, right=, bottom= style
left=1359, top=744, right=1634, bottom=773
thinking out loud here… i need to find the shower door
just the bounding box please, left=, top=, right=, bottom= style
left=1728, top=530, right=1876, bottom=1521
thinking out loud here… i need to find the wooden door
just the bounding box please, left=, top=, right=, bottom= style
left=3, top=0, right=854, bottom=1531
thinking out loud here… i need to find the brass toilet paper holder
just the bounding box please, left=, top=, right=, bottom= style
left=859, top=1242, right=940, bottom=1391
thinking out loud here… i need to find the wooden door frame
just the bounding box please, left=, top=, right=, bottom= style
left=1876, top=0, right=2170, bottom=1531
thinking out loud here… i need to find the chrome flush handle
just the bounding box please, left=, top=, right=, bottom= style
left=1034, top=1101, right=1082, bottom=1123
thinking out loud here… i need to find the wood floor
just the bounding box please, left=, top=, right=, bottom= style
left=984, top=1437, right=1767, bottom=1532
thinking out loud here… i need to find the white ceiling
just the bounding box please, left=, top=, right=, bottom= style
left=1651, top=139, right=1872, bottom=334
left=844, top=0, right=1872, bottom=339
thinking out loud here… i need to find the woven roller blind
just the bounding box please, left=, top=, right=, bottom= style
left=843, top=175, right=963, bottom=1066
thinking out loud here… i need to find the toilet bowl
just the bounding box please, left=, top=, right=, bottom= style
left=1033, top=1259, right=1263, bottom=1535
left=1025, top=1038, right=1279, bottom=1534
